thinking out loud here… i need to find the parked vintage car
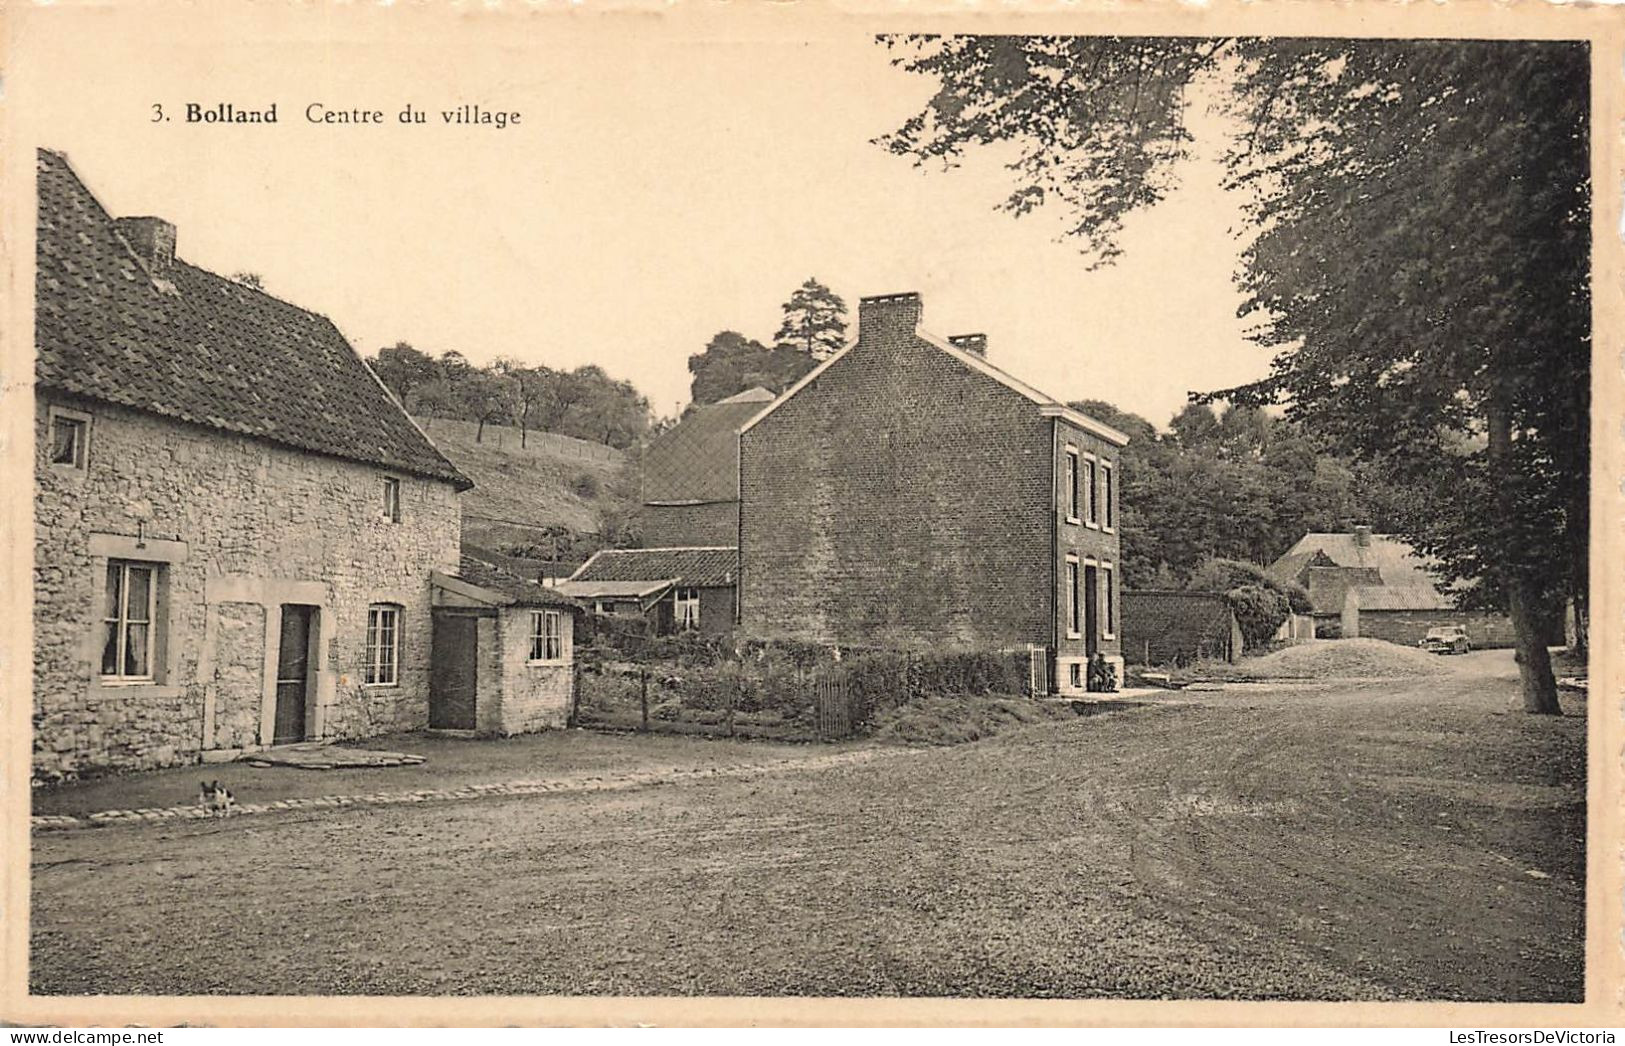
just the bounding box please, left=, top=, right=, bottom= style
left=1419, top=625, right=1472, bottom=655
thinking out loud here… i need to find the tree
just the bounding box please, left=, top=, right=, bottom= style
left=462, top=370, right=516, bottom=443
left=881, top=36, right=1588, bottom=713
left=688, top=331, right=816, bottom=405
left=774, top=278, right=850, bottom=361
left=369, top=342, right=440, bottom=405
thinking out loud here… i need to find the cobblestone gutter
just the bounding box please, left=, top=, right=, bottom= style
left=30, top=748, right=900, bottom=833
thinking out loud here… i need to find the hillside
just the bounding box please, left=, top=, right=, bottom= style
left=413, top=416, right=629, bottom=545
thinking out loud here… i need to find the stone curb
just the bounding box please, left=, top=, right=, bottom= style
left=31, top=748, right=897, bottom=834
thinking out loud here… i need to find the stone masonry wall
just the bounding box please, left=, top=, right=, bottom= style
left=34, top=394, right=462, bottom=780
left=494, top=607, right=575, bottom=734
left=638, top=501, right=739, bottom=548
left=1356, top=609, right=1518, bottom=649
left=739, top=316, right=1054, bottom=650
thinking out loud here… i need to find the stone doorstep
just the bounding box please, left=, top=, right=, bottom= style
left=30, top=747, right=904, bottom=834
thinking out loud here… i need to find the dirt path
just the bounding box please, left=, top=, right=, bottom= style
left=31, top=660, right=1583, bottom=1000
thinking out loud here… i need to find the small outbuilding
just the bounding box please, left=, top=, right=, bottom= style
left=429, top=556, right=583, bottom=735
left=559, top=546, right=738, bottom=635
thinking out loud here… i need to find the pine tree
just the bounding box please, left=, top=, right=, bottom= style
left=774, top=278, right=850, bottom=361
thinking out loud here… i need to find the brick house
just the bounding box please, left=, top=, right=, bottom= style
left=737, top=292, right=1129, bottom=693
left=559, top=546, right=737, bottom=636
left=32, top=149, right=475, bottom=780
left=638, top=386, right=774, bottom=547
left=1267, top=526, right=1517, bottom=647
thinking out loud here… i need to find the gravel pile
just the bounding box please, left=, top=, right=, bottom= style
left=1244, top=638, right=1460, bottom=679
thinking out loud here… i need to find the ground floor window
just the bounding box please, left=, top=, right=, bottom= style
left=1069, top=662, right=1082, bottom=689
left=674, top=587, right=700, bottom=629
left=102, top=560, right=159, bottom=680
left=365, top=604, right=401, bottom=685
left=530, top=609, right=565, bottom=662
left=1102, top=565, right=1116, bottom=638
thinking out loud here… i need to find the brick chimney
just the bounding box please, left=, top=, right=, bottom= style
left=948, top=333, right=987, bottom=357
left=114, top=216, right=176, bottom=271
left=1353, top=524, right=1372, bottom=548
left=858, top=292, right=923, bottom=337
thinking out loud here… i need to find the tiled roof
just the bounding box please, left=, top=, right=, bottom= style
left=454, top=554, right=580, bottom=609
left=35, top=149, right=471, bottom=490
left=641, top=399, right=770, bottom=504
left=571, top=546, right=738, bottom=588
left=1270, top=532, right=1455, bottom=613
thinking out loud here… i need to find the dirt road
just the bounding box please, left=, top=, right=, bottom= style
left=30, top=650, right=1583, bottom=999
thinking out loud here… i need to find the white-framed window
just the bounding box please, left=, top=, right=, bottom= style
left=101, top=560, right=159, bottom=681
left=1066, top=556, right=1081, bottom=638
left=382, top=476, right=402, bottom=523
left=1102, top=461, right=1116, bottom=532
left=1102, top=564, right=1117, bottom=639
left=530, top=609, right=565, bottom=662
left=1069, top=662, right=1082, bottom=689
left=1064, top=446, right=1080, bottom=523
left=48, top=407, right=91, bottom=471
left=1083, top=454, right=1100, bottom=527
left=364, top=604, right=401, bottom=685
left=674, top=586, right=701, bottom=630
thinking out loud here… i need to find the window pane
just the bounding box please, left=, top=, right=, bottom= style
left=101, top=621, right=121, bottom=675
left=104, top=563, right=123, bottom=620
left=125, top=568, right=152, bottom=623
left=124, top=622, right=150, bottom=677
left=52, top=419, right=80, bottom=465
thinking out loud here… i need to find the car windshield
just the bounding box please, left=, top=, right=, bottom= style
left=1426, top=628, right=1462, bottom=639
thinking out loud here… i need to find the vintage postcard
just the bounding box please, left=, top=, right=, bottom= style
left=1, top=0, right=1619, bottom=1028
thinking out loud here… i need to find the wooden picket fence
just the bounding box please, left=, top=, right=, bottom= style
left=814, top=665, right=852, bottom=740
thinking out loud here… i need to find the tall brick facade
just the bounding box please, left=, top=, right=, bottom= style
left=738, top=292, right=1127, bottom=690
left=34, top=396, right=463, bottom=780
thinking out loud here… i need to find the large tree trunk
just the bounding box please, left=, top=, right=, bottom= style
left=1507, top=580, right=1562, bottom=715
left=1487, top=391, right=1562, bottom=714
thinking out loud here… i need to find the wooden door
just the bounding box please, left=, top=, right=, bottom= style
left=430, top=613, right=479, bottom=730
left=274, top=605, right=315, bottom=744
left=1083, top=565, right=1100, bottom=657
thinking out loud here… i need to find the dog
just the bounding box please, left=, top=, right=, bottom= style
left=198, top=780, right=235, bottom=817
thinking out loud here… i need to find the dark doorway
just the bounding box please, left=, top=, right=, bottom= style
left=274, top=604, right=316, bottom=744
left=1083, top=565, right=1100, bottom=657
left=430, top=612, right=479, bottom=730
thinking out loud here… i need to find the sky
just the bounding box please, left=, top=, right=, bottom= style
left=12, top=6, right=1272, bottom=429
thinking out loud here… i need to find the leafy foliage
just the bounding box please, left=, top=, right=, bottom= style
left=883, top=36, right=1588, bottom=710
left=366, top=343, right=651, bottom=450
left=687, top=331, right=816, bottom=405
left=774, top=278, right=850, bottom=360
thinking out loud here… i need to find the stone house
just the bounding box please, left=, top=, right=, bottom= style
left=738, top=291, right=1130, bottom=694
left=559, top=546, right=738, bottom=636
left=32, top=148, right=474, bottom=780
left=428, top=556, right=583, bottom=734
left=1267, top=526, right=1517, bottom=647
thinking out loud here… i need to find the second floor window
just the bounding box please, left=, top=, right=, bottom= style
left=1084, top=457, right=1099, bottom=526
left=382, top=477, right=402, bottom=523
left=1102, top=462, right=1115, bottom=531
left=1065, top=449, right=1080, bottom=522
left=51, top=413, right=89, bottom=469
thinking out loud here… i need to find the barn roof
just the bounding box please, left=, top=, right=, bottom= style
left=641, top=396, right=773, bottom=505
left=35, top=149, right=471, bottom=490
left=1270, top=532, right=1456, bottom=612
left=570, top=546, right=738, bottom=588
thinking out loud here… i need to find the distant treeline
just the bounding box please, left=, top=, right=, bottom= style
left=367, top=343, right=651, bottom=450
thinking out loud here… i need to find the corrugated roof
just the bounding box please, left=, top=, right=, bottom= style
left=1271, top=532, right=1455, bottom=612
left=641, top=401, right=767, bottom=504
left=35, top=149, right=471, bottom=490
left=571, top=546, right=738, bottom=588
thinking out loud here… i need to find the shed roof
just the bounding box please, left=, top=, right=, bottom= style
left=570, top=546, right=738, bottom=588
left=554, top=578, right=677, bottom=601
left=440, top=555, right=581, bottom=609
left=35, top=149, right=470, bottom=489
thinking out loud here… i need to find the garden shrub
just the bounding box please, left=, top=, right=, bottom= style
left=1227, top=583, right=1293, bottom=651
